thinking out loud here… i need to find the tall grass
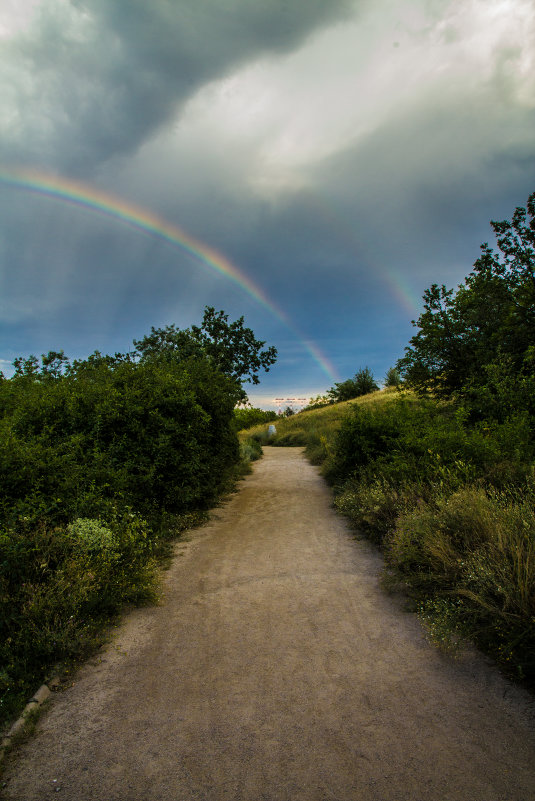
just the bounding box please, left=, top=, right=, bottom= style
left=388, top=487, right=535, bottom=678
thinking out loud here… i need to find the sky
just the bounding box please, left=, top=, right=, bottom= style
left=1, top=0, right=534, bottom=409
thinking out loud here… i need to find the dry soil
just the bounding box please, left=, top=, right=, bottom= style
left=2, top=447, right=535, bottom=800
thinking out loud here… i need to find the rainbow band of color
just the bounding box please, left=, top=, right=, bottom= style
left=302, top=190, right=420, bottom=316
left=0, top=166, right=338, bottom=382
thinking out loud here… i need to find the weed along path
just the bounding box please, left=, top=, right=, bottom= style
left=3, top=448, right=535, bottom=801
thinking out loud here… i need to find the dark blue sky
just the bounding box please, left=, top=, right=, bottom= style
left=1, top=0, right=534, bottom=408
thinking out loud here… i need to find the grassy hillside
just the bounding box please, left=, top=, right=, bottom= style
left=241, top=389, right=535, bottom=688
left=240, top=388, right=399, bottom=464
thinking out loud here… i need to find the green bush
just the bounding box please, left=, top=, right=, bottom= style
left=0, top=511, right=156, bottom=724
left=0, top=355, right=241, bottom=528
left=335, top=478, right=421, bottom=546
left=324, top=396, right=533, bottom=492
left=234, top=407, right=277, bottom=430
left=0, top=310, right=276, bottom=728
left=239, top=437, right=263, bottom=466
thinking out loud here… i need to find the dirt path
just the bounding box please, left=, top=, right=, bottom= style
left=3, top=448, right=535, bottom=801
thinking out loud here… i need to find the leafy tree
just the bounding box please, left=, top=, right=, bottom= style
left=328, top=378, right=357, bottom=403
left=40, top=350, right=70, bottom=379
left=398, top=190, right=535, bottom=415
left=384, top=366, right=401, bottom=388
left=134, top=306, right=277, bottom=400
left=12, top=354, right=40, bottom=378
left=328, top=367, right=379, bottom=402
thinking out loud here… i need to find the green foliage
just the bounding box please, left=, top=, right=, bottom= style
left=239, top=437, right=263, bottom=467
left=69, top=518, right=115, bottom=553
left=387, top=488, right=535, bottom=681
left=384, top=366, right=402, bottom=388
left=133, top=306, right=277, bottom=401
left=0, top=308, right=275, bottom=728
left=328, top=366, right=379, bottom=402
left=335, top=478, right=419, bottom=546
left=0, top=511, right=156, bottom=723
left=234, top=406, right=277, bottom=430
left=324, top=394, right=534, bottom=490
left=398, top=191, right=535, bottom=417
left=0, top=356, right=240, bottom=526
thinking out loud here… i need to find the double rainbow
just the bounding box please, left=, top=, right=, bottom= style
left=0, top=167, right=338, bottom=383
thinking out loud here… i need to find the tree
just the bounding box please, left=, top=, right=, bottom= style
left=40, top=350, right=70, bottom=379
left=398, top=190, right=535, bottom=410
left=384, top=366, right=402, bottom=388
left=353, top=367, right=380, bottom=396
left=133, top=307, right=277, bottom=400
left=328, top=367, right=379, bottom=402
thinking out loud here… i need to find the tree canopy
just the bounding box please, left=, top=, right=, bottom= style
left=398, top=191, right=535, bottom=420
left=133, top=306, right=277, bottom=400
left=328, top=367, right=379, bottom=403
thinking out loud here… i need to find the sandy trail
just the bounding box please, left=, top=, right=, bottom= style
left=2, top=447, right=535, bottom=801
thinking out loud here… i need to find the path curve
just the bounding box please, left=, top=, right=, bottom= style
left=2, top=448, right=535, bottom=800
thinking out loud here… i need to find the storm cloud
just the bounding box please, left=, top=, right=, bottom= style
left=0, top=0, right=354, bottom=170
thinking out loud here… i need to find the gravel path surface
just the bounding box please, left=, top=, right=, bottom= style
left=2, top=447, right=535, bottom=800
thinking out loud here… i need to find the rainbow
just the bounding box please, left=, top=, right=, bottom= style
left=0, top=166, right=338, bottom=383
left=302, top=190, right=421, bottom=316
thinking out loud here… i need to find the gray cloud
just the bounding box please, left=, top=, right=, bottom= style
left=0, top=0, right=354, bottom=171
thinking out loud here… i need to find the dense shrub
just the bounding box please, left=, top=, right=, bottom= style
left=234, top=406, right=277, bottom=430
left=335, top=478, right=420, bottom=546
left=239, top=437, right=263, bottom=466
left=324, top=396, right=533, bottom=491
left=0, top=510, right=156, bottom=723
left=0, top=356, right=240, bottom=529
left=0, top=308, right=277, bottom=727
